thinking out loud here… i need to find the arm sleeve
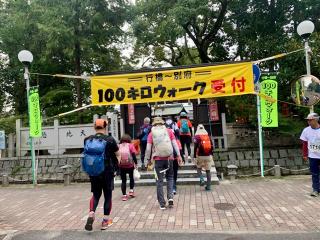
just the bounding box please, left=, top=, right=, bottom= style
left=129, top=143, right=137, bottom=154
left=172, top=139, right=180, bottom=157
left=144, top=133, right=153, bottom=162
left=302, top=140, right=308, bottom=158
left=129, top=144, right=138, bottom=164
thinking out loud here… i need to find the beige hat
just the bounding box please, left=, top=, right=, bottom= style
left=195, top=124, right=208, bottom=135
left=152, top=117, right=165, bottom=126
left=305, top=113, right=319, bottom=120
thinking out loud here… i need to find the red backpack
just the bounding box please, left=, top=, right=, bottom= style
left=198, top=135, right=212, bottom=155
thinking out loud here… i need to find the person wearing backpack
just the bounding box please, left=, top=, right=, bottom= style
left=165, top=117, right=183, bottom=194
left=177, top=112, right=193, bottom=163
left=118, top=134, right=138, bottom=201
left=138, top=117, right=152, bottom=171
left=193, top=124, right=214, bottom=191
left=83, top=119, right=120, bottom=231
left=144, top=117, right=182, bottom=209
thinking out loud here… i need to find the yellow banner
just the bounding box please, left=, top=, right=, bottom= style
left=91, top=62, right=254, bottom=105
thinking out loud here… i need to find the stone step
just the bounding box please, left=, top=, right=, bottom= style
left=115, top=166, right=219, bottom=186
left=114, top=176, right=219, bottom=187
left=139, top=168, right=217, bottom=179
left=137, top=162, right=215, bottom=171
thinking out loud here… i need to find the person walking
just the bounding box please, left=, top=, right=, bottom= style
left=82, top=119, right=120, bottom=231
left=177, top=112, right=193, bottom=162
left=118, top=134, right=138, bottom=201
left=165, top=117, right=183, bottom=194
left=300, top=113, right=320, bottom=197
left=193, top=124, right=214, bottom=191
left=145, top=117, right=182, bottom=209
left=138, top=117, right=152, bottom=171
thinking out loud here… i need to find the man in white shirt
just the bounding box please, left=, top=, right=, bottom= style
left=300, top=113, right=320, bottom=197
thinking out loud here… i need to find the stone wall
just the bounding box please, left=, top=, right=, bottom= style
left=0, top=155, right=87, bottom=183
left=214, top=148, right=308, bottom=176
left=0, top=148, right=309, bottom=184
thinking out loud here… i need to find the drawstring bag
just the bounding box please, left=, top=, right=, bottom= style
left=133, top=168, right=141, bottom=181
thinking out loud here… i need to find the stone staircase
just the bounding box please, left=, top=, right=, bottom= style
left=114, top=162, right=220, bottom=186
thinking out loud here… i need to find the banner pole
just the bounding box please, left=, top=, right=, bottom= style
left=25, top=67, right=37, bottom=186
left=257, top=94, right=264, bottom=177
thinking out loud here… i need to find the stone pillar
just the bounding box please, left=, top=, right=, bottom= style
left=107, top=112, right=119, bottom=141
left=53, top=119, right=59, bottom=155
left=274, top=165, right=281, bottom=178
left=16, top=119, right=22, bottom=157
left=227, top=164, right=238, bottom=181
left=220, top=172, right=224, bottom=181
left=8, top=133, right=14, bottom=157
left=2, top=174, right=9, bottom=187
left=63, top=173, right=71, bottom=186
left=61, top=164, right=72, bottom=186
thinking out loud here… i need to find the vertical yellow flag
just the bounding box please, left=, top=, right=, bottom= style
left=29, top=87, right=42, bottom=137
left=261, top=76, right=278, bottom=127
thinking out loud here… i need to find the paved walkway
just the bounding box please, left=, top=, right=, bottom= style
left=1, top=176, right=320, bottom=233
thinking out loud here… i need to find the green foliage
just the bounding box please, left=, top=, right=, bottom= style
left=276, top=114, right=307, bottom=137
left=132, top=0, right=229, bottom=65
left=225, top=95, right=257, bottom=124
left=1, top=0, right=320, bottom=133
left=0, top=0, right=130, bottom=120
left=41, top=87, right=75, bottom=117
left=0, top=115, right=22, bottom=134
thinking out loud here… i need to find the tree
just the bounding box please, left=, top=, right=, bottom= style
left=0, top=0, right=131, bottom=121
left=34, top=0, right=130, bottom=109
left=132, top=0, right=230, bottom=66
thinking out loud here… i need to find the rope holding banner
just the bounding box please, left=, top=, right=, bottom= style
left=253, top=48, right=304, bottom=64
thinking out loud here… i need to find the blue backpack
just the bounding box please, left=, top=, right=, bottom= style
left=180, top=119, right=190, bottom=134
left=82, top=137, right=107, bottom=176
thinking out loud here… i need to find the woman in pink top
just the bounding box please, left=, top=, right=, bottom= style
left=118, top=134, right=138, bottom=201
left=144, top=117, right=182, bottom=209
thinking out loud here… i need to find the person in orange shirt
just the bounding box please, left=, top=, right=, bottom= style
left=177, top=112, right=193, bottom=162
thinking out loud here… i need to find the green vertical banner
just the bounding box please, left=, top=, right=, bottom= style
left=29, top=87, right=42, bottom=137
left=260, top=76, right=278, bottom=127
